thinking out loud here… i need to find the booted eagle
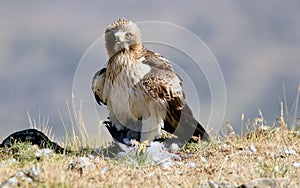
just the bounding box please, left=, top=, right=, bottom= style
left=92, top=19, right=210, bottom=148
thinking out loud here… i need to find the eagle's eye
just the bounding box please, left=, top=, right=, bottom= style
left=125, top=32, right=133, bottom=39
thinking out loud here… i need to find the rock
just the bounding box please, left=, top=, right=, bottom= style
left=169, top=143, right=179, bottom=152
left=7, top=158, right=17, bottom=166
left=34, top=148, right=53, bottom=158
left=160, top=160, right=173, bottom=170
left=199, top=180, right=234, bottom=188
left=186, top=162, right=197, bottom=168
left=0, top=166, right=43, bottom=188
left=239, top=178, right=289, bottom=188
left=292, top=162, right=300, bottom=168
left=282, top=148, right=296, bottom=155
left=249, top=144, right=257, bottom=153
left=68, top=157, right=96, bottom=174
left=101, top=166, right=109, bottom=174
left=245, top=143, right=257, bottom=155
left=294, top=130, right=300, bottom=137
left=200, top=156, right=208, bottom=163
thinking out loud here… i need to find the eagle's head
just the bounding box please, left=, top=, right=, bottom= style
left=105, top=18, right=142, bottom=57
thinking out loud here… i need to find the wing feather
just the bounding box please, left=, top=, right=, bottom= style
left=92, top=68, right=107, bottom=105
left=140, top=51, right=210, bottom=142
left=140, top=51, right=186, bottom=120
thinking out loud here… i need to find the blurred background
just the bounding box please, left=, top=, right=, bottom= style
left=0, top=1, right=299, bottom=140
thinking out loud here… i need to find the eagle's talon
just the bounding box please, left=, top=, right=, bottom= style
left=135, top=140, right=149, bottom=156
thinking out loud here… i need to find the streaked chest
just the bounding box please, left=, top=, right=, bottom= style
left=105, top=53, right=151, bottom=121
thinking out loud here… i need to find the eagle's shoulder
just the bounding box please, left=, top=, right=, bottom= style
left=142, top=50, right=174, bottom=72
left=139, top=50, right=185, bottom=110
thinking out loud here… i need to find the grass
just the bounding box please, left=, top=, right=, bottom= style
left=0, top=119, right=299, bottom=187
left=0, top=95, right=300, bottom=187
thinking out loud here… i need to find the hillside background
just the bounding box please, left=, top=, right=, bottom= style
left=0, top=1, right=299, bottom=140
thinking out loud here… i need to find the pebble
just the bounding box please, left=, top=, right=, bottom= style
left=35, top=148, right=53, bottom=158
left=249, top=143, right=257, bottom=153
left=240, top=178, right=289, bottom=188
left=283, top=148, right=296, bottom=155
left=294, top=130, right=300, bottom=137
left=245, top=143, right=257, bottom=155
left=160, top=160, right=173, bottom=169
left=68, top=157, right=96, bottom=174
left=292, top=162, right=300, bottom=168
left=101, top=166, right=109, bottom=174
left=7, top=158, right=17, bottom=166
left=245, top=150, right=253, bottom=155
left=200, top=156, right=207, bottom=163
left=116, top=151, right=126, bottom=158
left=169, top=143, right=179, bottom=152
left=0, top=167, right=43, bottom=188
left=186, top=162, right=197, bottom=168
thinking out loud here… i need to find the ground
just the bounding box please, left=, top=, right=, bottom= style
left=0, top=123, right=299, bottom=187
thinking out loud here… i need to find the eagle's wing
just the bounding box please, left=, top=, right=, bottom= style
left=141, top=51, right=210, bottom=142
left=92, top=68, right=107, bottom=105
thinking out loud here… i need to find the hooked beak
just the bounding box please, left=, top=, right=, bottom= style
left=115, top=31, right=126, bottom=43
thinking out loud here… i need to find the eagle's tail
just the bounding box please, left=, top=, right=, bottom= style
left=164, top=104, right=210, bottom=142
left=180, top=105, right=210, bottom=142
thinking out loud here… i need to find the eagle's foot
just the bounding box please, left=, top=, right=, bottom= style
left=133, top=140, right=150, bottom=156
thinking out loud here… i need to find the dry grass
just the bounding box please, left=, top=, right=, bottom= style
left=0, top=122, right=300, bottom=187
left=1, top=98, right=300, bottom=187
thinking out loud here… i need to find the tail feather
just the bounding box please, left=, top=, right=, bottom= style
left=164, top=104, right=210, bottom=142
left=181, top=105, right=210, bottom=141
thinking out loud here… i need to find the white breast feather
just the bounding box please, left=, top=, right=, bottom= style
left=105, top=55, right=152, bottom=129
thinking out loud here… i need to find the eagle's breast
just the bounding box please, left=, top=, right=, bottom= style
left=104, top=52, right=152, bottom=127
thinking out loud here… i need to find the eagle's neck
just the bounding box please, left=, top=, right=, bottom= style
left=107, top=43, right=149, bottom=84
left=129, top=43, right=147, bottom=59
left=109, top=43, right=146, bottom=65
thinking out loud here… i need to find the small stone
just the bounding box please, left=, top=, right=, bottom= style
left=160, top=160, right=173, bottom=169
left=7, top=158, right=17, bottom=166
left=249, top=143, right=257, bottom=153
left=240, top=178, right=289, bottom=188
left=200, top=156, right=207, bottom=163
left=169, top=143, right=179, bottom=152
left=5, top=176, right=19, bottom=187
left=87, top=153, right=96, bottom=159
left=0, top=167, right=43, bottom=187
left=292, top=162, right=300, bottom=168
left=283, top=148, right=296, bottom=155
left=69, top=157, right=95, bottom=174
left=175, top=171, right=183, bottom=175
left=117, top=151, right=126, bottom=158
left=25, top=167, right=43, bottom=181
left=169, top=153, right=182, bottom=161
left=101, top=166, right=109, bottom=174
left=35, top=148, right=53, bottom=158
left=199, top=180, right=234, bottom=188
left=294, top=130, right=300, bottom=137
left=245, top=150, right=253, bottom=155
left=186, top=162, right=197, bottom=168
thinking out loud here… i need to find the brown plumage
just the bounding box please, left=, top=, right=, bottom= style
left=92, top=18, right=210, bottom=143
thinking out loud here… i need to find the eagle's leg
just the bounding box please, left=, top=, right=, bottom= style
left=135, top=115, right=163, bottom=156
left=135, top=140, right=150, bottom=156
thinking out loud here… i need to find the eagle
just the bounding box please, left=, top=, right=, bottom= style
left=92, top=19, right=210, bottom=152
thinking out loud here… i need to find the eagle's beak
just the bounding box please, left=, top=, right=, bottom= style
left=115, top=31, right=126, bottom=42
